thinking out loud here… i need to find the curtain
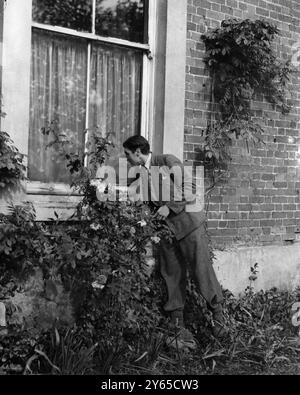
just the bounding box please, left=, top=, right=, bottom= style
left=29, top=30, right=87, bottom=183
left=89, top=42, right=143, bottom=157
left=29, top=30, right=142, bottom=184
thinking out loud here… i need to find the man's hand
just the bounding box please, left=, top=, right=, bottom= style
left=154, top=205, right=170, bottom=221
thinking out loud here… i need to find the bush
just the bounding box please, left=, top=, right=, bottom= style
left=0, top=132, right=173, bottom=362
left=0, top=130, right=26, bottom=193
left=2, top=130, right=299, bottom=375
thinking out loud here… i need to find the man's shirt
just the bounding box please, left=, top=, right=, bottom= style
left=144, top=153, right=152, bottom=171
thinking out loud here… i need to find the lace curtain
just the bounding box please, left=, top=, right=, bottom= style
left=29, top=30, right=142, bottom=183
left=29, top=31, right=87, bottom=183
left=89, top=42, right=142, bottom=153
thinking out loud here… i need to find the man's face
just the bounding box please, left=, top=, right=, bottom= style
left=124, top=148, right=142, bottom=165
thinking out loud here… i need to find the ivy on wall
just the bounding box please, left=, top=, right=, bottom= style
left=200, top=18, right=293, bottom=184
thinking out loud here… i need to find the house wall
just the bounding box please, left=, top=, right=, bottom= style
left=185, top=0, right=300, bottom=293
left=185, top=0, right=300, bottom=247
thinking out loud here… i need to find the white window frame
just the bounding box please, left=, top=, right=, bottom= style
left=3, top=0, right=156, bottom=196
left=30, top=0, right=156, bottom=195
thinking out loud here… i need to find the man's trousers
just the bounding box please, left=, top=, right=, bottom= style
left=159, top=223, right=224, bottom=314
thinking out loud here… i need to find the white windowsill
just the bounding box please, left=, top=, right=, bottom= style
left=26, top=181, right=80, bottom=196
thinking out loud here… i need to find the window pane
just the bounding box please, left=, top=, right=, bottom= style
left=89, top=43, right=143, bottom=155
left=95, top=0, right=147, bottom=43
left=32, top=0, right=93, bottom=33
left=29, top=30, right=87, bottom=183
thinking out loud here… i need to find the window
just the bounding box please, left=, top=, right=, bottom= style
left=29, top=0, right=149, bottom=184
left=1, top=0, right=188, bottom=217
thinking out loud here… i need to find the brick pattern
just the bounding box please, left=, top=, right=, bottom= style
left=185, top=0, right=300, bottom=246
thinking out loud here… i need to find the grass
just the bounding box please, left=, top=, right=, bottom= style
left=117, top=330, right=300, bottom=376
left=116, top=286, right=300, bottom=376
left=2, top=287, right=300, bottom=375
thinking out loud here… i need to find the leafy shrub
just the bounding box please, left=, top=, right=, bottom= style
left=24, top=327, right=97, bottom=375
left=0, top=331, right=42, bottom=375
left=0, top=204, right=42, bottom=276
left=202, top=19, right=292, bottom=117
left=200, top=19, right=293, bottom=180
left=2, top=123, right=299, bottom=375
left=0, top=129, right=173, bottom=360
left=0, top=130, right=26, bottom=193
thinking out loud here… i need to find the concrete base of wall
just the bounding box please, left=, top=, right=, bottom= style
left=214, top=242, right=300, bottom=296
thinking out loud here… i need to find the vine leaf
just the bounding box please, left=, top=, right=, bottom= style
left=198, top=18, right=293, bottom=189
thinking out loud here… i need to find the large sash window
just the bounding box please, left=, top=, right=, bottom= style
left=29, top=0, right=148, bottom=184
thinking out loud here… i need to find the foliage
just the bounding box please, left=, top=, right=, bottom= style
left=0, top=204, right=42, bottom=285
left=32, top=0, right=145, bottom=43
left=1, top=108, right=299, bottom=375
left=24, top=327, right=97, bottom=375
left=216, top=287, right=300, bottom=373
left=1, top=270, right=300, bottom=375
left=35, top=200, right=172, bottom=346
left=200, top=18, right=293, bottom=177
left=202, top=19, right=292, bottom=117
left=96, top=0, right=145, bottom=42
left=32, top=0, right=93, bottom=32
left=0, top=331, right=42, bottom=375
left=0, top=128, right=173, bottom=362
left=50, top=129, right=172, bottom=344
left=120, top=286, right=300, bottom=376
left=0, top=130, right=26, bottom=193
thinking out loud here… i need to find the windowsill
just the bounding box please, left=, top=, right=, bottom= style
left=26, top=181, right=130, bottom=197
left=26, top=181, right=81, bottom=196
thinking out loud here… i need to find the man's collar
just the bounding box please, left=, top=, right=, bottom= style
left=144, top=152, right=152, bottom=170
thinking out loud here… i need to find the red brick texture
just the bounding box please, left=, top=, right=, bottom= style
left=185, top=0, right=300, bottom=246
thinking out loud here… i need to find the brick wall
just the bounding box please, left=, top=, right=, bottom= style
left=185, top=0, right=300, bottom=247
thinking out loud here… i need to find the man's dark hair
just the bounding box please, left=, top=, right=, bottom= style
left=123, top=136, right=150, bottom=155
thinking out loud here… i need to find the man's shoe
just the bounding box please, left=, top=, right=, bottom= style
left=167, top=310, right=197, bottom=351
left=166, top=327, right=197, bottom=351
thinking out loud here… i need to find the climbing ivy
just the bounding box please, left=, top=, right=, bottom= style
left=200, top=18, right=293, bottom=180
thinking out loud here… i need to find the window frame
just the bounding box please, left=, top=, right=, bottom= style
left=27, top=0, right=156, bottom=195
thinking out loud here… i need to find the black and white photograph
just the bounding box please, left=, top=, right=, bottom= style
left=0, top=0, right=300, bottom=380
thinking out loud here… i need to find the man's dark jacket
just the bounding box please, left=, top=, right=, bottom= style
left=148, top=154, right=206, bottom=240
